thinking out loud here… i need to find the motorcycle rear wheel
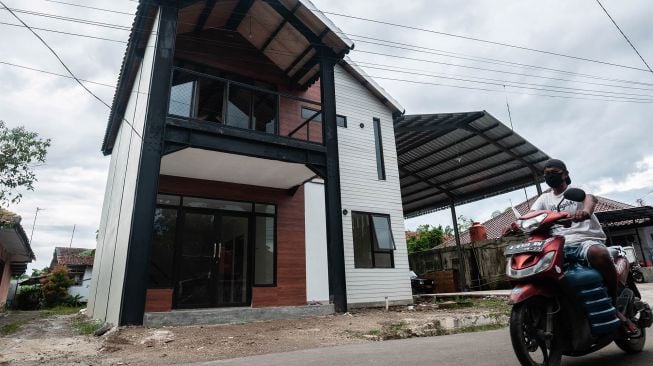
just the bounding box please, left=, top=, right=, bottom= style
left=510, top=298, right=563, bottom=366
left=615, top=327, right=646, bottom=354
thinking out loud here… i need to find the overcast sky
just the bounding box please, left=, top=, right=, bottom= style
left=1, top=0, right=652, bottom=271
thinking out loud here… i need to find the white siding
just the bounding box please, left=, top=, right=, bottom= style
left=88, top=10, right=160, bottom=325
left=334, top=65, right=412, bottom=305
left=304, top=180, right=330, bottom=302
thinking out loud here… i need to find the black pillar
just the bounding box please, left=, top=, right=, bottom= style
left=534, top=173, right=542, bottom=195
left=120, top=4, right=178, bottom=325
left=320, top=52, right=347, bottom=313
left=450, top=202, right=466, bottom=291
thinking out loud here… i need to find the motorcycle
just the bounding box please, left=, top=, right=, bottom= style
left=504, top=188, right=653, bottom=366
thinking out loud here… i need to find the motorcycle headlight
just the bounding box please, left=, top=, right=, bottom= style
left=506, top=251, right=556, bottom=279
left=517, top=213, right=547, bottom=233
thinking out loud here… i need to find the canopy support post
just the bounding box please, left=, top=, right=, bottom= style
left=450, top=201, right=466, bottom=292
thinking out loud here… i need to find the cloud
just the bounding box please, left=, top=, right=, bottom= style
left=589, top=155, right=653, bottom=195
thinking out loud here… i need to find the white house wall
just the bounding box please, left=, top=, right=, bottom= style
left=334, top=64, right=412, bottom=305
left=69, top=267, right=93, bottom=302
left=88, top=10, right=160, bottom=325
left=304, top=180, right=330, bottom=303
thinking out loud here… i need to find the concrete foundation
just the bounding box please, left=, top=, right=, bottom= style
left=143, top=304, right=335, bottom=327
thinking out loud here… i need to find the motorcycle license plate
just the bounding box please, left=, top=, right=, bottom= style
left=504, top=240, right=546, bottom=255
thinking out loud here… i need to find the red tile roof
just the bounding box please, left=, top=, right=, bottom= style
left=51, top=247, right=94, bottom=267
left=441, top=192, right=632, bottom=248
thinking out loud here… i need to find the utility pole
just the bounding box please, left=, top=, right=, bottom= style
left=29, top=207, right=44, bottom=244
left=69, top=224, right=76, bottom=247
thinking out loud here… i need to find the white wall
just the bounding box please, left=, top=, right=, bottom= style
left=304, top=180, right=330, bottom=303
left=334, top=65, right=413, bottom=305
left=88, top=10, right=160, bottom=325
left=68, top=266, right=92, bottom=302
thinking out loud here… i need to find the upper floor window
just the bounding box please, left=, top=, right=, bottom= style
left=352, top=212, right=395, bottom=268
left=301, top=107, right=347, bottom=127
left=373, top=118, right=386, bottom=180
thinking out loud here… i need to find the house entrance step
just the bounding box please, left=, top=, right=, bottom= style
left=143, top=304, right=335, bottom=327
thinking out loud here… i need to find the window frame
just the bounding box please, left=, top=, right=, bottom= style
left=373, top=117, right=386, bottom=180
left=351, top=211, right=395, bottom=269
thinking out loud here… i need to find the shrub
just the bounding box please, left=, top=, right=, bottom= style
left=41, top=265, right=74, bottom=307
left=14, top=285, right=42, bottom=310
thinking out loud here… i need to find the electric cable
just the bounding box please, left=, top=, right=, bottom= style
left=0, top=1, right=143, bottom=139
left=595, top=0, right=653, bottom=77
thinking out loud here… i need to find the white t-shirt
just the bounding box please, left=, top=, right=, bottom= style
left=531, top=188, right=606, bottom=244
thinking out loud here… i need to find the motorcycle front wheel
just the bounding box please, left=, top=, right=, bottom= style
left=510, top=297, right=563, bottom=366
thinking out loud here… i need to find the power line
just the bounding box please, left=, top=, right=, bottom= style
left=369, top=76, right=653, bottom=104
left=3, top=3, right=652, bottom=104
left=20, top=0, right=653, bottom=81
left=8, top=3, right=653, bottom=91
left=357, top=63, right=653, bottom=100
left=350, top=35, right=653, bottom=89
left=0, top=21, right=126, bottom=43
left=0, top=1, right=143, bottom=140
left=317, top=9, right=651, bottom=73
left=595, top=0, right=653, bottom=77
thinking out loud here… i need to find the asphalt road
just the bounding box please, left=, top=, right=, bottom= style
left=190, top=284, right=653, bottom=366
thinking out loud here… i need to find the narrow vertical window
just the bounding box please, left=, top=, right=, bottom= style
left=373, top=118, right=386, bottom=180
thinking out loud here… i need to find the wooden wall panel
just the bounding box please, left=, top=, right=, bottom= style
left=145, top=289, right=174, bottom=312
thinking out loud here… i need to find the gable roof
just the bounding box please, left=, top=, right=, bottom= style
left=0, top=207, right=34, bottom=261
left=50, top=247, right=95, bottom=268
left=440, top=192, right=633, bottom=248
left=104, top=0, right=400, bottom=154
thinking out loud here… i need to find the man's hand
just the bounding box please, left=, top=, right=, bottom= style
left=573, top=210, right=590, bottom=221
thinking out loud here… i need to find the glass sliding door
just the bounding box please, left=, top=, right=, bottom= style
left=215, top=215, right=250, bottom=306
left=176, top=212, right=216, bottom=308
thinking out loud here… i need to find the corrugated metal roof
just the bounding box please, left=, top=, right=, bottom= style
left=595, top=206, right=653, bottom=228
left=395, top=111, right=551, bottom=218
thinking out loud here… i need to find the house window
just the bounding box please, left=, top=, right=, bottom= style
left=68, top=266, right=86, bottom=286
left=300, top=107, right=347, bottom=127
left=168, top=81, right=195, bottom=118
left=373, top=118, right=385, bottom=180
left=226, top=85, right=277, bottom=133
left=254, top=215, right=276, bottom=286
left=352, top=212, right=395, bottom=268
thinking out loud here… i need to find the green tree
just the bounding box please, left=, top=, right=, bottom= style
left=0, top=120, right=51, bottom=206
left=407, top=225, right=447, bottom=253
left=41, top=265, right=74, bottom=307
left=456, top=215, right=475, bottom=232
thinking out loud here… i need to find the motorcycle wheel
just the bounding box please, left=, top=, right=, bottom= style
left=510, top=297, right=563, bottom=366
left=633, top=271, right=644, bottom=284
left=615, top=327, right=646, bottom=354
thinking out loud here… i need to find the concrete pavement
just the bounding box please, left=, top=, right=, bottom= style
left=187, top=283, right=653, bottom=366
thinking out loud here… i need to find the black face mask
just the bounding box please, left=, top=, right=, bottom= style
left=545, top=172, right=564, bottom=188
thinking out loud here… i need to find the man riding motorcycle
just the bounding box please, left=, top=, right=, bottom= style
left=530, top=158, right=637, bottom=335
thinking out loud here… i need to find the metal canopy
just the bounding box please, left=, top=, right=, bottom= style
left=395, top=111, right=551, bottom=218
left=595, top=206, right=653, bottom=228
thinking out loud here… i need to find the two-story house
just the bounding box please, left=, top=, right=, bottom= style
left=88, top=0, right=412, bottom=326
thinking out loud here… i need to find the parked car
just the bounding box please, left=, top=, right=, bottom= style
left=410, top=271, right=435, bottom=294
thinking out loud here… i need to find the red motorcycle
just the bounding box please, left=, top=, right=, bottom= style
left=504, top=188, right=652, bottom=366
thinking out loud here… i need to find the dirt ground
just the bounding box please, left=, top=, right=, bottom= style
left=0, top=298, right=509, bottom=365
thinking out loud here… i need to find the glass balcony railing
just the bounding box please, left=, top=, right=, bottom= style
left=168, top=68, right=324, bottom=145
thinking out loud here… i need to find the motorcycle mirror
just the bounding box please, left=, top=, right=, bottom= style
left=564, top=188, right=586, bottom=202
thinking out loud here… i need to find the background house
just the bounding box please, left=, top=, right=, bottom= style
left=0, top=208, right=35, bottom=308
left=50, top=247, right=94, bottom=302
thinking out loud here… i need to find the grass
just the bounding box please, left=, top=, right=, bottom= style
left=71, top=317, right=104, bottom=335
left=0, top=323, right=20, bottom=336
left=41, top=306, right=83, bottom=316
